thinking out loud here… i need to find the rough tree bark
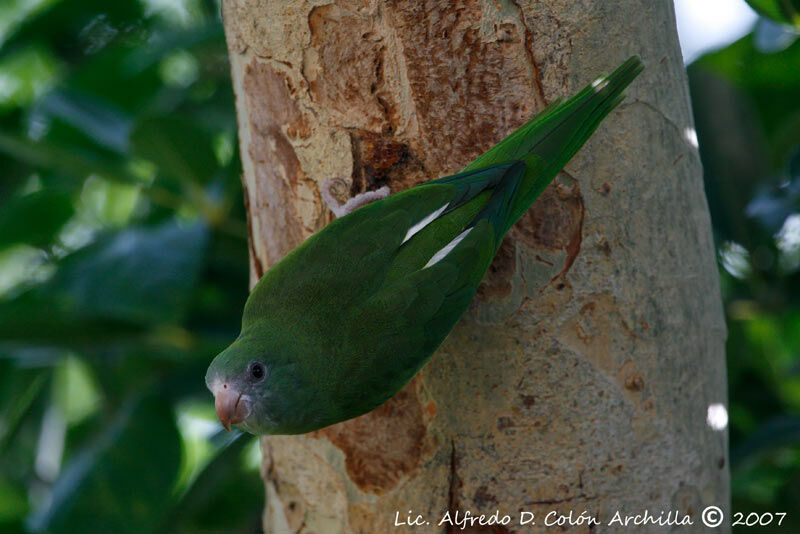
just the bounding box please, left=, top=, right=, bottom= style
left=221, top=1, right=729, bottom=532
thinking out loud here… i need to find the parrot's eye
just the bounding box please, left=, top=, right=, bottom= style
left=248, top=361, right=266, bottom=382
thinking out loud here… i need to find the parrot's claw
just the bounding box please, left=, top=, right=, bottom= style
left=321, top=178, right=390, bottom=218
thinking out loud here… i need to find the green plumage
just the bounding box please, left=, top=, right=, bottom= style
left=206, top=57, right=644, bottom=435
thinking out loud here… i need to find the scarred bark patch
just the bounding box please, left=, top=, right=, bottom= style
left=312, top=376, right=434, bottom=494
left=512, top=178, right=584, bottom=279
left=349, top=130, right=413, bottom=193
left=388, top=0, right=542, bottom=174
left=476, top=238, right=516, bottom=302
left=242, top=58, right=320, bottom=264
left=306, top=2, right=391, bottom=131
left=513, top=181, right=583, bottom=251
left=244, top=59, right=310, bottom=140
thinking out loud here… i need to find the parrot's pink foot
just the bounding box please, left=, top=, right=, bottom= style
left=321, top=178, right=390, bottom=218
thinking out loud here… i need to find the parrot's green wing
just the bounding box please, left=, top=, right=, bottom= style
left=338, top=163, right=528, bottom=413
left=328, top=57, right=645, bottom=418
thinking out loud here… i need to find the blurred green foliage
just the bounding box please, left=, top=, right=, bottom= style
left=1, top=1, right=799, bottom=533
left=689, top=10, right=800, bottom=533
left=0, top=1, right=261, bottom=533
left=746, top=0, right=800, bottom=29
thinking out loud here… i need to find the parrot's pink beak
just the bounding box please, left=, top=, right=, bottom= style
left=213, top=384, right=250, bottom=431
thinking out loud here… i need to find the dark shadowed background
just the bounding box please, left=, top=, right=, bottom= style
left=0, top=0, right=798, bottom=533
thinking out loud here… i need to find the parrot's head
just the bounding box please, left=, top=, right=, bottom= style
left=205, top=339, right=264, bottom=434
left=205, top=332, right=305, bottom=435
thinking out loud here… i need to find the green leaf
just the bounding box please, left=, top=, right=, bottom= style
left=0, top=0, right=147, bottom=60
left=0, top=190, right=74, bottom=248
left=47, top=220, right=209, bottom=324
left=28, top=395, right=181, bottom=534
left=165, top=432, right=263, bottom=534
left=0, top=153, right=34, bottom=200
left=52, top=355, right=101, bottom=425
left=746, top=0, right=800, bottom=28
left=33, top=89, right=133, bottom=153
left=696, top=34, right=800, bottom=166
left=0, top=130, right=138, bottom=186
left=732, top=415, right=800, bottom=467
left=0, top=44, right=61, bottom=112
left=0, top=475, right=29, bottom=524
left=121, top=24, right=225, bottom=76
left=0, top=0, right=55, bottom=48
left=687, top=66, right=771, bottom=247
left=0, top=359, right=48, bottom=453
left=0, top=293, right=147, bottom=346
left=0, top=220, right=208, bottom=346
left=131, top=115, right=219, bottom=186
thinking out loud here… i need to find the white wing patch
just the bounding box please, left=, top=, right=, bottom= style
left=424, top=227, right=473, bottom=268
left=591, top=77, right=609, bottom=91
left=402, top=203, right=449, bottom=244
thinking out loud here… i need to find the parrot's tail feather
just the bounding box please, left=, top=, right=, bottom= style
left=402, top=57, right=643, bottom=262
left=505, top=55, right=644, bottom=226
left=467, top=160, right=526, bottom=243
left=460, top=56, right=644, bottom=233
left=522, top=56, right=644, bottom=159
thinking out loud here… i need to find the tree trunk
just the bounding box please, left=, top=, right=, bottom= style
left=221, top=1, right=729, bottom=532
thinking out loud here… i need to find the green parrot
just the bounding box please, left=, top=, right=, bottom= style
left=207, top=56, right=644, bottom=435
